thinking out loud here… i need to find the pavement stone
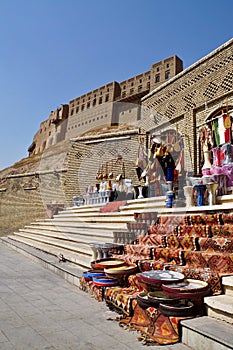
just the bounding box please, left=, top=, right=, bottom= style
left=0, top=242, right=188, bottom=350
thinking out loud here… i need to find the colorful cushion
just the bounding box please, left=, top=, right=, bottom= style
left=105, top=286, right=139, bottom=316
left=206, top=253, right=233, bottom=273
left=177, top=224, right=210, bottom=237
left=221, top=213, right=233, bottom=223
left=183, top=251, right=208, bottom=269
left=149, top=224, right=177, bottom=235
left=165, top=266, right=222, bottom=295
left=211, top=224, right=233, bottom=238
left=166, top=235, right=197, bottom=251
left=124, top=244, right=152, bottom=257
left=151, top=248, right=184, bottom=265
left=188, top=214, right=221, bottom=225
left=183, top=251, right=233, bottom=274
left=138, top=234, right=166, bottom=247
left=138, top=259, right=166, bottom=272
left=199, top=237, right=233, bottom=253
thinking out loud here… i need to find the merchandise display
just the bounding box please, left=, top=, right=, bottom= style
left=79, top=208, right=233, bottom=345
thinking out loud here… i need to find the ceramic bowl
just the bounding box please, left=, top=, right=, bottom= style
left=140, top=270, right=185, bottom=285
left=148, top=291, right=180, bottom=306
left=82, top=270, right=106, bottom=281
left=136, top=292, right=152, bottom=309
left=104, top=263, right=138, bottom=277
left=92, top=276, right=119, bottom=287
left=159, top=300, right=196, bottom=317
left=91, top=258, right=126, bottom=270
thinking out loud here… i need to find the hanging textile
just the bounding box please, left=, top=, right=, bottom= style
left=223, top=114, right=231, bottom=143
left=212, top=119, right=220, bottom=146
left=218, top=115, right=226, bottom=145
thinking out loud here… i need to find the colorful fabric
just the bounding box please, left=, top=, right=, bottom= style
left=177, top=224, right=210, bottom=237
left=138, top=259, right=166, bottom=272
left=165, top=266, right=223, bottom=295
left=105, top=286, right=139, bottom=316
left=137, top=233, right=166, bottom=247
left=127, top=274, right=150, bottom=291
left=166, top=235, right=197, bottom=251
left=211, top=224, right=233, bottom=238
left=79, top=277, right=105, bottom=302
left=149, top=224, right=177, bottom=235
left=188, top=214, right=221, bottom=225
left=124, top=244, right=152, bottom=258
left=183, top=251, right=233, bottom=274
left=183, top=251, right=208, bottom=269
left=120, top=303, right=191, bottom=345
left=222, top=213, right=233, bottom=223
left=199, top=237, right=233, bottom=253
left=100, top=200, right=127, bottom=213
left=151, top=248, right=184, bottom=265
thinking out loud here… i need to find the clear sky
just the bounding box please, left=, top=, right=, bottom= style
left=0, top=0, right=232, bottom=170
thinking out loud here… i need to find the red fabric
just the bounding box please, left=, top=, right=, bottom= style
left=100, top=200, right=127, bottom=213
left=120, top=303, right=191, bottom=345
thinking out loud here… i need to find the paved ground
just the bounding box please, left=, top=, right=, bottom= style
left=0, top=242, right=189, bottom=350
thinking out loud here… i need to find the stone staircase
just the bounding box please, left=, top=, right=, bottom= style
left=1, top=195, right=233, bottom=349
left=181, top=276, right=233, bottom=349
left=1, top=202, right=136, bottom=271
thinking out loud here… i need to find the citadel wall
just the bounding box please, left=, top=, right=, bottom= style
left=0, top=40, right=232, bottom=235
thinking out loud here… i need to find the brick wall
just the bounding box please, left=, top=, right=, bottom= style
left=64, top=129, right=145, bottom=203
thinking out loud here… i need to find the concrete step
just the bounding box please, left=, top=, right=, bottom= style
left=18, top=227, right=115, bottom=243
left=21, top=225, right=117, bottom=239
left=120, top=196, right=233, bottom=215
left=5, top=235, right=92, bottom=269
left=12, top=232, right=93, bottom=256
left=204, top=294, right=233, bottom=324
left=0, top=236, right=86, bottom=280
left=57, top=210, right=134, bottom=219
left=217, top=194, right=233, bottom=205
left=222, top=276, right=233, bottom=296
left=52, top=213, right=134, bottom=223
left=50, top=218, right=129, bottom=229
left=28, top=220, right=128, bottom=231
left=119, top=196, right=166, bottom=213
left=181, top=316, right=233, bottom=350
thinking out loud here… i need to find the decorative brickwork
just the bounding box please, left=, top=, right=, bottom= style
left=141, top=38, right=233, bottom=174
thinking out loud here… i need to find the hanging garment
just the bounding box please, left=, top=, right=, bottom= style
left=218, top=115, right=226, bottom=145
left=135, top=143, right=147, bottom=169
left=223, top=114, right=231, bottom=143
left=213, top=119, right=220, bottom=146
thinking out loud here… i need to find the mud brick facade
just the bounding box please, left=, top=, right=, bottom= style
left=28, top=104, right=69, bottom=156
left=65, top=128, right=144, bottom=203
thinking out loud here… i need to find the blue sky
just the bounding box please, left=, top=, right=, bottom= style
left=0, top=0, right=232, bottom=170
